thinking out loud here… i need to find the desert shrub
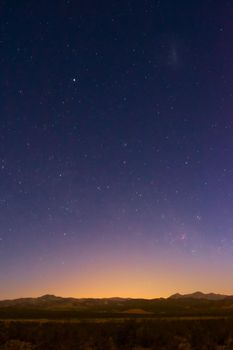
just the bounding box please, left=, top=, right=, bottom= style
left=1, top=318, right=233, bottom=349
left=0, top=340, right=34, bottom=350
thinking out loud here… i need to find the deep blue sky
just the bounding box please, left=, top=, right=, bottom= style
left=1, top=0, right=233, bottom=298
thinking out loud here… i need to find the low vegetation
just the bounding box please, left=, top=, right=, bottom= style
left=1, top=318, right=233, bottom=349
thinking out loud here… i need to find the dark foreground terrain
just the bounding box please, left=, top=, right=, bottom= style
left=1, top=294, right=233, bottom=349
left=1, top=318, right=233, bottom=349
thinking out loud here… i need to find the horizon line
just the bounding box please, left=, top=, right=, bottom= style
left=1, top=290, right=232, bottom=302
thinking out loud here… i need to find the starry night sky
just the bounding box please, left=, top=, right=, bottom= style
left=1, top=0, right=233, bottom=299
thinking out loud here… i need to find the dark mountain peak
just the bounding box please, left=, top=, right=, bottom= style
left=169, top=291, right=228, bottom=300
left=38, top=294, right=62, bottom=301
left=169, top=293, right=182, bottom=299
left=192, top=291, right=205, bottom=297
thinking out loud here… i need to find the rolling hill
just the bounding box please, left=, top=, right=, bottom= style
left=0, top=292, right=233, bottom=319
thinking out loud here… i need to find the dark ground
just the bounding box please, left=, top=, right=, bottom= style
left=1, top=317, right=233, bottom=349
